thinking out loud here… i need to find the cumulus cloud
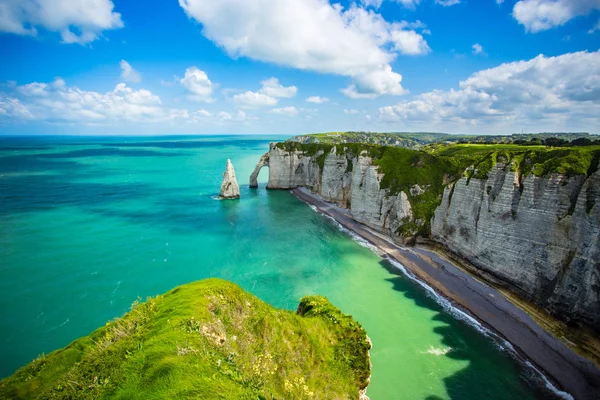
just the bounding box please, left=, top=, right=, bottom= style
left=0, top=78, right=264, bottom=128
left=233, top=77, right=296, bottom=107
left=179, top=0, right=430, bottom=98
left=233, top=91, right=278, bottom=107
left=1, top=78, right=186, bottom=123
left=119, top=60, right=141, bottom=83
left=180, top=67, right=215, bottom=102
left=271, top=106, right=300, bottom=116
left=259, top=77, right=297, bottom=98
left=512, top=0, right=600, bottom=33
left=306, top=96, right=329, bottom=104
left=0, top=0, right=123, bottom=44
left=378, top=50, right=600, bottom=130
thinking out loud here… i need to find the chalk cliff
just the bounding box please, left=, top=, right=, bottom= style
left=219, top=159, right=240, bottom=199
left=250, top=143, right=600, bottom=331
left=432, top=164, right=600, bottom=330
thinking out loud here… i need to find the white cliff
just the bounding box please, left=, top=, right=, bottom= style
left=219, top=159, right=240, bottom=199
left=432, top=164, right=600, bottom=328
left=251, top=143, right=600, bottom=331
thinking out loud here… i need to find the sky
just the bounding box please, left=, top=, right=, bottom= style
left=0, top=0, right=599, bottom=135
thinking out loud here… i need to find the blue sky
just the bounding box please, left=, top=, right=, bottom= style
left=0, top=0, right=599, bottom=135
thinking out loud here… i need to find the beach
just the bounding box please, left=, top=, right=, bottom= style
left=291, top=187, right=600, bottom=400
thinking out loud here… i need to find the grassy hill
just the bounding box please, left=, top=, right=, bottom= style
left=0, top=279, right=371, bottom=400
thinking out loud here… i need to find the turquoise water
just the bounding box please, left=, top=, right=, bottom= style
left=0, top=135, right=555, bottom=399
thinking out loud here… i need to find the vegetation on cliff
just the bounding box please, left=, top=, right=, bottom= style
left=0, top=279, right=371, bottom=400
left=288, top=132, right=598, bottom=149
left=276, top=140, right=600, bottom=238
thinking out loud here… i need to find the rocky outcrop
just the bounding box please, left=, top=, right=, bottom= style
left=249, top=153, right=269, bottom=188
left=219, top=159, right=240, bottom=199
left=252, top=143, right=600, bottom=331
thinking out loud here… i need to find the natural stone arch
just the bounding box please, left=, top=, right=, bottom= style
left=249, top=152, right=269, bottom=188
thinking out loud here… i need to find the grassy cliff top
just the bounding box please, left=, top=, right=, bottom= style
left=0, top=279, right=371, bottom=400
left=288, top=132, right=597, bottom=149
left=274, top=141, right=600, bottom=237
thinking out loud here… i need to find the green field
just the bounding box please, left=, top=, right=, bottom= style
left=0, top=279, right=371, bottom=400
left=288, top=131, right=599, bottom=150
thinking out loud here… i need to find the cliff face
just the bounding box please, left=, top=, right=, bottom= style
left=252, top=144, right=600, bottom=331
left=432, top=164, right=600, bottom=329
left=258, top=144, right=416, bottom=243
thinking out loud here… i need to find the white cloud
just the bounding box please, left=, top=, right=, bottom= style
left=179, top=0, right=430, bottom=98
left=361, top=0, right=460, bottom=8
left=472, top=43, right=485, bottom=55
left=306, top=96, right=329, bottom=104
left=217, top=110, right=248, bottom=123
left=232, top=77, right=296, bottom=107
left=389, top=30, right=431, bottom=55
left=344, top=109, right=361, bottom=114
left=0, top=78, right=265, bottom=128
left=0, top=95, right=32, bottom=119
left=513, top=0, right=600, bottom=33
left=589, top=18, right=600, bottom=33
left=233, top=91, right=278, bottom=107
left=0, top=0, right=123, bottom=44
left=271, top=106, right=300, bottom=116
left=435, top=0, right=460, bottom=6
left=2, top=78, right=188, bottom=123
left=259, top=77, right=297, bottom=98
left=119, top=60, right=141, bottom=83
left=180, top=67, right=215, bottom=102
left=378, top=50, right=600, bottom=131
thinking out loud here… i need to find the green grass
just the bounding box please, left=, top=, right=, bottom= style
left=0, top=279, right=371, bottom=400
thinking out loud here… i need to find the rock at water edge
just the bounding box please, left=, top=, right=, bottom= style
left=219, top=159, right=240, bottom=199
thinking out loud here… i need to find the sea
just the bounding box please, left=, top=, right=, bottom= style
left=0, top=135, right=564, bottom=399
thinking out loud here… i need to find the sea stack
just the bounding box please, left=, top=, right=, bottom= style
left=219, top=159, right=240, bottom=199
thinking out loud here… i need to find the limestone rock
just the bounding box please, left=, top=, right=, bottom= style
left=410, top=184, right=425, bottom=196
left=249, top=153, right=269, bottom=188
left=251, top=143, right=600, bottom=330
left=219, top=159, right=240, bottom=199
left=431, top=166, right=600, bottom=330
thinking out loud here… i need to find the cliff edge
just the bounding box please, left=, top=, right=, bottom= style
left=0, top=279, right=371, bottom=400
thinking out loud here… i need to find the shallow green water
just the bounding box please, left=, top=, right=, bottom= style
left=0, top=135, right=555, bottom=399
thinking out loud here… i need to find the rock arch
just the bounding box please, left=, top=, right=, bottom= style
left=249, top=152, right=269, bottom=188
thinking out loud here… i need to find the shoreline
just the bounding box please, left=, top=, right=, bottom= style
left=290, top=187, right=600, bottom=400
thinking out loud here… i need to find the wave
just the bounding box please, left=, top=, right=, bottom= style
left=424, top=346, right=453, bottom=356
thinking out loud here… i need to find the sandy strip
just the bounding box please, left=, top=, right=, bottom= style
left=291, top=187, right=600, bottom=400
